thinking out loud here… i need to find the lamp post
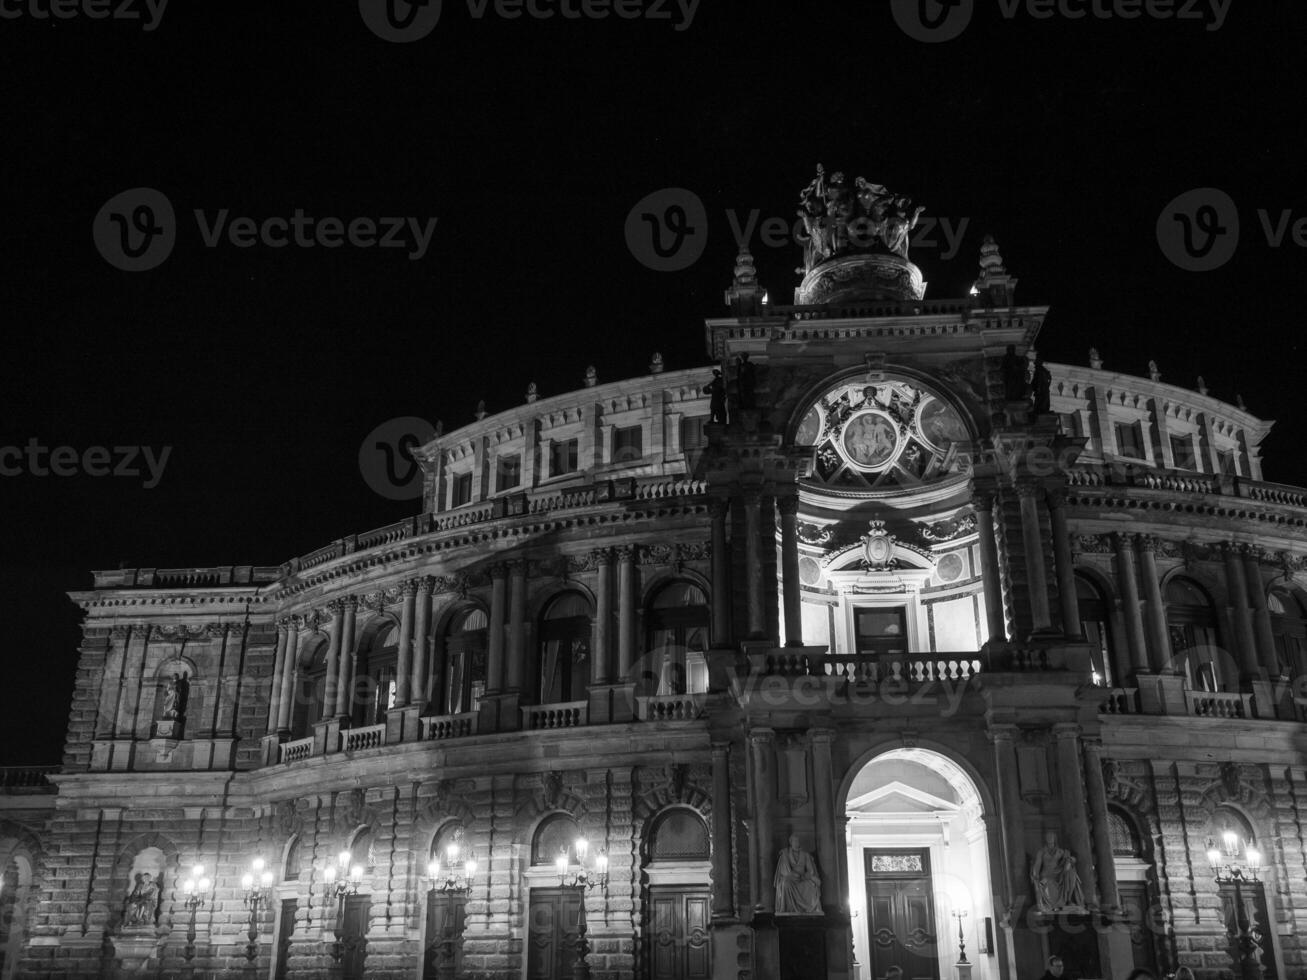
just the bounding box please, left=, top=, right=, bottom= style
left=1206, top=832, right=1264, bottom=980
left=180, top=864, right=212, bottom=962
left=240, top=856, right=275, bottom=962
left=555, top=837, right=609, bottom=980
left=426, top=841, right=478, bottom=980
left=323, top=850, right=364, bottom=963
left=952, top=908, right=969, bottom=965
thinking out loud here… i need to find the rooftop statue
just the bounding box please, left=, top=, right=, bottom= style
left=795, top=164, right=925, bottom=276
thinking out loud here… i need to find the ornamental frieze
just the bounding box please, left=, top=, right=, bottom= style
left=916, top=512, right=977, bottom=544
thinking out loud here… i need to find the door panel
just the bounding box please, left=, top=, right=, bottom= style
left=341, top=895, right=369, bottom=980
left=865, top=850, right=940, bottom=980
left=647, top=886, right=713, bottom=980
left=1118, top=882, right=1159, bottom=977
left=273, top=899, right=296, bottom=980
left=424, top=893, right=467, bottom=980
left=527, top=889, right=582, bottom=980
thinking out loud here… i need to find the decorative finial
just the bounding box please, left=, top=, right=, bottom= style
left=526, top=382, right=538, bottom=404
left=1197, top=376, right=1209, bottom=396
left=974, top=234, right=1017, bottom=306
left=434, top=420, right=444, bottom=437
left=474, top=399, right=487, bottom=421
left=978, top=235, right=1006, bottom=276
left=584, top=366, right=597, bottom=388
left=1148, top=360, right=1161, bottom=382
left=733, top=247, right=758, bottom=288
left=1237, top=394, right=1248, bottom=412
left=650, top=352, right=665, bottom=375
left=1089, top=348, right=1103, bottom=370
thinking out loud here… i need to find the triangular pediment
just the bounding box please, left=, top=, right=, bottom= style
left=846, top=780, right=961, bottom=816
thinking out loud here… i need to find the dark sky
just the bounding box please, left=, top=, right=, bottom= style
left=2, top=1, right=1304, bottom=764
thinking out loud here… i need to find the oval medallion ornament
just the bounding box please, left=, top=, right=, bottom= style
left=841, top=411, right=899, bottom=470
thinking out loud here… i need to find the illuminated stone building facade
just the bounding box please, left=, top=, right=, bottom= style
left=3, top=171, right=1307, bottom=980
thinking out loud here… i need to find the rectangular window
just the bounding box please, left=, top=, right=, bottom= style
left=497, top=453, right=522, bottom=492
left=452, top=472, right=473, bottom=507
left=549, top=438, right=579, bottom=477
left=1218, top=450, right=1240, bottom=477
left=1169, top=434, right=1196, bottom=470
left=854, top=607, right=908, bottom=656
left=1114, top=421, right=1144, bottom=459
left=680, top=416, right=709, bottom=452
left=612, top=425, right=643, bottom=463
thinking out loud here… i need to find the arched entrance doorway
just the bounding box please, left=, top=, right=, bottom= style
left=844, top=748, right=997, bottom=980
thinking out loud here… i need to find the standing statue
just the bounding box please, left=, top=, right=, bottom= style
left=1031, top=356, right=1053, bottom=415
left=1001, top=345, right=1028, bottom=402
left=736, top=353, right=757, bottom=411
left=1030, top=832, right=1085, bottom=911
left=704, top=370, right=728, bottom=424
left=161, top=673, right=189, bottom=721
left=124, top=872, right=160, bottom=927
left=774, top=835, right=823, bottom=915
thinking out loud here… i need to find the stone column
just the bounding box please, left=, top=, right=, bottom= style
left=267, top=622, right=288, bottom=732
left=750, top=728, right=777, bottom=913
left=743, top=490, right=765, bottom=639
left=710, top=498, right=731, bottom=647
left=1135, top=537, right=1173, bottom=675
left=324, top=602, right=344, bottom=720
left=990, top=726, right=1027, bottom=910
left=507, top=560, right=527, bottom=692
left=1223, top=544, right=1261, bottom=682
left=779, top=495, right=804, bottom=647
left=277, top=620, right=299, bottom=734
left=1081, top=737, right=1120, bottom=912
left=336, top=597, right=357, bottom=719
left=1244, top=549, right=1282, bottom=678
left=972, top=492, right=1008, bottom=645
left=593, top=550, right=612, bottom=685
left=711, top=741, right=735, bottom=919
left=486, top=564, right=507, bottom=694
left=810, top=729, right=840, bottom=910
left=411, top=578, right=433, bottom=707
left=1053, top=724, right=1099, bottom=908
left=1112, top=534, right=1150, bottom=676
left=1048, top=491, right=1082, bottom=639
left=618, top=546, right=636, bottom=681
left=1016, top=483, right=1052, bottom=631
left=394, top=581, right=417, bottom=708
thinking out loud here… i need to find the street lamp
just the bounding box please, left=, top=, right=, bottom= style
left=1206, top=832, right=1264, bottom=980
left=952, top=908, right=969, bottom=964
left=425, top=842, right=479, bottom=980
left=556, top=837, right=609, bottom=980
left=323, top=850, right=364, bottom=963
left=179, top=864, right=211, bottom=962
left=240, top=856, right=275, bottom=962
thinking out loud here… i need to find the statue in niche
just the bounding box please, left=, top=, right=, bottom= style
left=1001, top=345, right=1028, bottom=402
left=1031, top=355, right=1052, bottom=415
left=123, top=872, right=160, bottom=927
left=1030, top=831, right=1085, bottom=911
left=161, top=672, right=189, bottom=721
left=704, top=370, right=728, bottom=424
left=736, top=353, right=757, bottom=411
left=774, top=835, right=823, bottom=915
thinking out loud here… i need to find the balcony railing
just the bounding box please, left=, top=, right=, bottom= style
left=341, top=723, right=386, bottom=752
left=636, top=693, right=707, bottom=721
left=279, top=736, right=314, bottom=764
left=423, top=712, right=478, bottom=741
left=522, top=702, right=587, bottom=730
left=1098, top=687, right=1140, bottom=715
left=0, top=766, right=58, bottom=791
left=1185, top=689, right=1252, bottom=719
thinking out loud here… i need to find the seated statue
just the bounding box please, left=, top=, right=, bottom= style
left=123, top=872, right=159, bottom=927
left=1031, top=832, right=1085, bottom=911
left=774, top=835, right=823, bottom=915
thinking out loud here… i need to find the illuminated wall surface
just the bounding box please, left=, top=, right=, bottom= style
left=3, top=222, right=1306, bottom=980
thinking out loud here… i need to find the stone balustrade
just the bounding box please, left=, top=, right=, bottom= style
left=522, top=702, right=587, bottom=730
left=422, top=712, right=479, bottom=740
left=341, top=723, right=387, bottom=753
left=0, top=766, right=58, bottom=792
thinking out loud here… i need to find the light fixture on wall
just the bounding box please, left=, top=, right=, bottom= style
left=427, top=838, right=478, bottom=894
left=323, top=850, right=364, bottom=963
left=240, top=856, right=275, bottom=962
left=555, top=837, right=609, bottom=980
left=180, top=864, right=211, bottom=962
left=1206, top=832, right=1263, bottom=980
left=951, top=908, right=969, bottom=964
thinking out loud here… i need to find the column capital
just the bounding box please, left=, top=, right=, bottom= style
left=711, top=740, right=731, bottom=757
left=615, top=544, right=637, bottom=563
left=417, top=575, right=437, bottom=596
left=1014, top=481, right=1043, bottom=500
left=1135, top=534, right=1159, bottom=554
left=808, top=727, right=836, bottom=745
left=987, top=723, right=1020, bottom=744
left=489, top=562, right=508, bottom=581
left=342, top=594, right=359, bottom=611
left=748, top=727, right=776, bottom=745
left=741, top=488, right=764, bottom=507
left=1052, top=722, right=1082, bottom=740
left=708, top=497, right=731, bottom=519
left=590, top=547, right=614, bottom=565
left=1112, top=531, right=1138, bottom=550
left=402, top=578, right=421, bottom=597
left=505, top=558, right=527, bottom=576
left=1046, top=487, right=1069, bottom=510
left=777, top=495, right=800, bottom=517
left=970, top=491, right=996, bottom=512
left=327, top=598, right=348, bottom=616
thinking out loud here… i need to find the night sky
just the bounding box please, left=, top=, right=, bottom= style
left=2, top=1, right=1303, bottom=764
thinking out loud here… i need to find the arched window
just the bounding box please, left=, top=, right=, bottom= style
left=353, top=622, right=398, bottom=728
left=1165, top=578, right=1223, bottom=691
left=1269, top=589, right=1306, bottom=678
left=1076, top=574, right=1117, bottom=687
left=283, top=835, right=302, bottom=882
left=1108, top=809, right=1143, bottom=858
left=291, top=637, right=329, bottom=738
left=538, top=594, right=591, bottom=705
left=430, top=823, right=469, bottom=871
left=644, top=582, right=710, bottom=696
left=443, top=608, right=488, bottom=716
left=648, top=809, right=710, bottom=863
left=349, top=827, right=376, bottom=874
left=532, top=813, right=582, bottom=866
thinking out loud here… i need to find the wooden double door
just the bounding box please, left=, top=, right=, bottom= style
left=646, top=886, right=712, bottom=980
left=423, top=892, right=467, bottom=980
left=527, top=888, right=583, bottom=980
left=864, top=849, right=940, bottom=980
